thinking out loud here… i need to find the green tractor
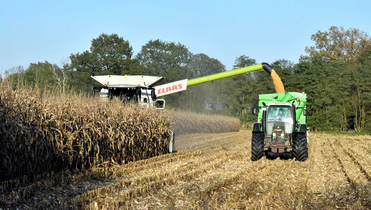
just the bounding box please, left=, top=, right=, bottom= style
left=251, top=92, right=309, bottom=161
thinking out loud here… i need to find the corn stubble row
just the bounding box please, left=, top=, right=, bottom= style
left=0, top=86, right=172, bottom=181
left=171, top=110, right=240, bottom=135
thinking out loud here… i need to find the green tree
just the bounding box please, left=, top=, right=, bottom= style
left=304, top=59, right=348, bottom=130
left=187, top=53, right=224, bottom=77
left=5, top=62, right=65, bottom=93
left=349, top=45, right=371, bottom=132
left=136, top=39, right=191, bottom=82
left=66, top=33, right=135, bottom=92
left=25, top=62, right=63, bottom=91
left=234, top=55, right=256, bottom=69
left=3, top=66, right=25, bottom=88
left=69, top=33, right=133, bottom=75
left=305, top=26, right=371, bottom=62
left=300, top=26, right=371, bottom=132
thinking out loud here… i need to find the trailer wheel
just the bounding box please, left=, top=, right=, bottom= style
left=292, top=133, right=308, bottom=161
left=168, top=131, right=176, bottom=153
left=251, top=132, right=264, bottom=161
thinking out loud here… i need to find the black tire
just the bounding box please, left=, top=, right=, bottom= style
left=292, top=133, right=308, bottom=161
left=251, top=132, right=264, bottom=161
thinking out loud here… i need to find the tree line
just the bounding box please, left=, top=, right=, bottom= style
left=4, top=26, right=371, bottom=133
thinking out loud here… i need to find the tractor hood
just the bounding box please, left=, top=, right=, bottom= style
left=91, top=75, right=163, bottom=88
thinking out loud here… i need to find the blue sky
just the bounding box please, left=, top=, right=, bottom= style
left=1, top=0, right=370, bottom=75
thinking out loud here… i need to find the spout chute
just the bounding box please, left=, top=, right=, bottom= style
left=262, top=63, right=285, bottom=93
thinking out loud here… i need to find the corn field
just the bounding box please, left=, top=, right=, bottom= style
left=0, top=85, right=172, bottom=181
left=0, top=84, right=239, bottom=182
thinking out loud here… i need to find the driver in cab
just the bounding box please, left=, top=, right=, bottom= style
left=277, top=108, right=286, bottom=119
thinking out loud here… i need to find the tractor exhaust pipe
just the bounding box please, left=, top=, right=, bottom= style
left=262, top=63, right=285, bottom=94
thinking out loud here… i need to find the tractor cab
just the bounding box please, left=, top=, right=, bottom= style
left=263, top=102, right=296, bottom=153
left=265, top=103, right=295, bottom=138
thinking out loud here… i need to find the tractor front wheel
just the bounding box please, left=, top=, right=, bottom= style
left=251, top=132, right=264, bottom=161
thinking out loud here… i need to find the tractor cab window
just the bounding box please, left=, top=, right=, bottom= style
left=268, top=106, right=292, bottom=121
left=266, top=106, right=294, bottom=136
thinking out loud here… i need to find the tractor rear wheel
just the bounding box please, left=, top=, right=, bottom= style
left=292, top=133, right=308, bottom=161
left=251, top=132, right=264, bottom=161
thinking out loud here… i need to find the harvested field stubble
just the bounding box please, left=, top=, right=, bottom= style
left=171, top=110, right=240, bottom=135
left=0, top=129, right=370, bottom=208
left=0, top=85, right=172, bottom=181
left=72, top=131, right=370, bottom=209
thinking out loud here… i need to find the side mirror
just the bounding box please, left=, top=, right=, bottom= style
left=251, top=106, right=258, bottom=115
left=303, top=109, right=311, bottom=116
left=154, top=99, right=165, bottom=109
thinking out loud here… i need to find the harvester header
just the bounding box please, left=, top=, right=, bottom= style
left=91, top=75, right=163, bottom=88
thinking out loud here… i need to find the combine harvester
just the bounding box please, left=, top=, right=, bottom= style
left=92, top=63, right=308, bottom=161
left=92, top=63, right=274, bottom=108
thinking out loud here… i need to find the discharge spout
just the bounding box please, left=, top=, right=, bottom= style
left=262, top=63, right=285, bottom=93
left=154, top=63, right=286, bottom=97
